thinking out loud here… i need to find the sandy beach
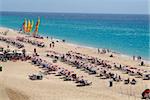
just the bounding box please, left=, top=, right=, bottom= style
left=0, top=27, right=150, bottom=100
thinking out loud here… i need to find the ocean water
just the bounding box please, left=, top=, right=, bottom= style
left=0, top=12, right=149, bottom=60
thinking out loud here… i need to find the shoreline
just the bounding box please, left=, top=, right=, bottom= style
left=0, top=26, right=150, bottom=64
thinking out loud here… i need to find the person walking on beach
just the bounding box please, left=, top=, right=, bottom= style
left=50, top=37, right=53, bottom=41
left=98, top=48, right=100, bottom=54
left=34, top=48, right=37, bottom=54
left=22, top=49, right=26, bottom=57
left=46, top=36, right=49, bottom=39
left=49, top=43, right=51, bottom=48
left=133, top=56, right=135, bottom=60
left=127, top=78, right=130, bottom=84
left=109, top=79, right=113, bottom=87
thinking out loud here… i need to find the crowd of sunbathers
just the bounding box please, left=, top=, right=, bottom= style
left=31, top=56, right=92, bottom=86
left=46, top=51, right=124, bottom=82
left=33, top=35, right=44, bottom=39
left=16, top=36, right=45, bottom=47
left=0, top=36, right=24, bottom=49
left=0, top=49, right=31, bottom=62
left=46, top=50, right=150, bottom=85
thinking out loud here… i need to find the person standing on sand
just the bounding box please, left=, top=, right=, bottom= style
left=133, top=56, right=135, bottom=60
left=7, top=45, right=9, bottom=49
left=52, top=42, right=55, bottom=48
left=137, top=56, right=141, bottom=60
left=22, top=49, right=26, bottom=57
left=127, top=78, right=130, bottom=84
left=98, top=48, right=100, bottom=54
left=51, top=37, right=53, bottom=41
left=34, top=48, right=36, bottom=54
left=109, top=78, right=113, bottom=87
left=118, top=75, right=121, bottom=81
left=49, top=43, right=51, bottom=48
left=141, top=61, right=144, bottom=66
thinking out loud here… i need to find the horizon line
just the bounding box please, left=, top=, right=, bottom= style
left=0, top=10, right=149, bottom=15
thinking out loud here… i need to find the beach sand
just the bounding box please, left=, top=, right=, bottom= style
left=0, top=27, right=150, bottom=100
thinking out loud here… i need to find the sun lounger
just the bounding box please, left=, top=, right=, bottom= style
left=130, top=81, right=136, bottom=85
left=135, top=74, right=142, bottom=78
left=77, top=80, right=92, bottom=86
left=143, top=73, right=150, bottom=80
left=100, top=75, right=109, bottom=79
left=88, top=70, right=97, bottom=75
left=124, top=79, right=130, bottom=84
left=129, top=72, right=136, bottom=76
left=63, top=76, right=72, bottom=81
left=55, top=72, right=62, bottom=76
left=29, top=74, right=43, bottom=80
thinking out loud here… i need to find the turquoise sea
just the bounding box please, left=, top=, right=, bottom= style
left=0, top=12, right=149, bottom=60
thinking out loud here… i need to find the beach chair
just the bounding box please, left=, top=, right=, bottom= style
left=122, top=71, right=128, bottom=74
left=0, top=52, right=4, bottom=61
left=36, top=62, right=41, bottom=66
left=100, top=74, right=109, bottom=79
left=142, top=73, right=150, bottom=80
left=130, top=79, right=136, bottom=85
left=77, top=80, right=92, bottom=87
left=124, top=79, right=130, bottom=84
left=0, top=48, right=3, bottom=52
left=55, top=71, right=63, bottom=76
left=53, top=59, right=57, bottom=63
left=63, top=76, right=72, bottom=81
left=88, top=70, right=96, bottom=75
left=96, top=73, right=103, bottom=77
left=29, top=74, right=43, bottom=80
left=129, top=72, right=135, bottom=76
